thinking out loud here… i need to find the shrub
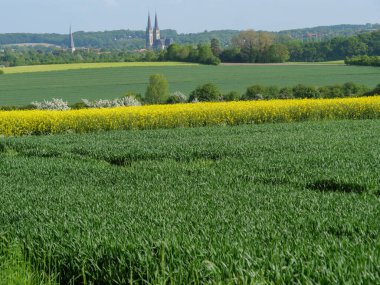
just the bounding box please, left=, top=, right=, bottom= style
left=292, top=84, right=320, bottom=99
left=30, top=98, right=70, bottom=110
left=366, top=83, right=380, bottom=96
left=243, top=85, right=267, bottom=100
left=167, top=91, right=188, bottom=104
left=342, top=82, right=369, bottom=97
left=82, top=96, right=141, bottom=108
left=266, top=86, right=280, bottom=99
left=278, top=87, right=294, bottom=99
left=122, top=92, right=142, bottom=100
left=188, top=83, right=221, bottom=102
left=223, top=91, right=241, bottom=101
left=0, top=106, right=18, bottom=111
left=0, top=69, right=4, bottom=75
left=145, top=74, right=169, bottom=104
left=319, top=85, right=344, bottom=98
left=70, top=102, right=88, bottom=109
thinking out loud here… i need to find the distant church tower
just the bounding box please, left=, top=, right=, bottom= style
left=153, top=13, right=160, bottom=42
left=145, top=12, right=171, bottom=50
left=146, top=14, right=154, bottom=49
left=69, top=26, right=76, bottom=53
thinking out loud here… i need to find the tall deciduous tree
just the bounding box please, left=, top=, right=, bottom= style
left=145, top=74, right=169, bottom=104
left=232, top=30, right=274, bottom=63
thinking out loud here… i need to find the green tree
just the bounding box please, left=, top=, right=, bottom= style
left=232, top=30, right=274, bottom=63
left=292, top=84, right=320, bottom=98
left=266, top=44, right=290, bottom=63
left=223, top=91, right=241, bottom=101
left=219, top=47, right=241, bottom=62
left=165, top=44, right=190, bottom=61
left=210, top=38, right=222, bottom=57
left=189, top=83, right=221, bottom=102
left=197, top=44, right=220, bottom=65
left=145, top=74, right=169, bottom=104
left=243, top=85, right=267, bottom=100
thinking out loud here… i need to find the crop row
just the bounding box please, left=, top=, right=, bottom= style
left=0, top=96, right=380, bottom=136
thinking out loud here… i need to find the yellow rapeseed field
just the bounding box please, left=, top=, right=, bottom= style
left=0, top=96, right=379, bottom=136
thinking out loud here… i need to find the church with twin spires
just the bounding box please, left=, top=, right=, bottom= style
left=146, top=13, right=173, bottom=50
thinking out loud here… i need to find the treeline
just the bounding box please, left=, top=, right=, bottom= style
left=0, top=43, right=219, bottom=67
left=345, top=55, right=380, bottom=67
left=220, top=30, right=380, bottom=63
left=188, top=82, right=377, bottom=102
left=278, top=23, right=380, bottom=41
left=0, top=30, right=238, bottom=50
left=1, top=24, right=379, bottom=50
left=2, top=81, right=379, bottom=111
left=1, top=30, right=379, bottom=66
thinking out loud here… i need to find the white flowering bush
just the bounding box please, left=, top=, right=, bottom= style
left=167, top=91, right=188, bottom=104
left=82, top=96, right=141, bottom=108
left=31, top=98, right=70, bottom=110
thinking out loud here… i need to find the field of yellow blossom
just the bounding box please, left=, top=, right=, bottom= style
left=0, top=96, right=379, bottom=136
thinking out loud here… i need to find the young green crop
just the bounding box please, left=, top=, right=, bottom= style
left=1, top=64, right=380, bottom=106
left=0, top=120, right=379, bottom=284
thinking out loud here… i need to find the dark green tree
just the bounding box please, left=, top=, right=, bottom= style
left=210, top=38, right=222, bottom=57
left=292, top=84, right=320, bottom=98
left=189, top=83, right=221, bottom=102
left=266, top=44, right=290, bottom=63
left=243, top=85, right=267, bottom=100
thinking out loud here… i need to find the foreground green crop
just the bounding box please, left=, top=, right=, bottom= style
left=0, top=120, right=379, bottom=284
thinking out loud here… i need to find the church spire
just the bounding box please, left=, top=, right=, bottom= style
left=154, top=12, right=159, bottom=30
left=153, top=12, right=160, bottom=42
left=69, top=26, right=75, bottom=53
left=146, top=13, right=153, bottom=49
left=147, top=13, right=152, bottom=30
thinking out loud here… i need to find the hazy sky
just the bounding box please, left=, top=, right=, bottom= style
left=1, top=0, right=379, bottom=34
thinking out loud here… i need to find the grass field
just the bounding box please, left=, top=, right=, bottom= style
left=0, top=120, right=379, bottom=284
left=1, top=62, right=198, bottom=74
left=0, top=63, right=379, bottom=106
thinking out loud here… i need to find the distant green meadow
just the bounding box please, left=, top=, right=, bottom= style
left=0, top=63, right=380, bottom=106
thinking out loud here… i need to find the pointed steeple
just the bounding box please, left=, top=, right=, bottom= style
left=69, top=26, right=75, bottom=53
left=146, top=13, right=154, bottom=49
left=154, top=12, right=159, bottom=30
left=153, top=12, right=160, bottom=43
left=147, top=13, right=152, bottom=30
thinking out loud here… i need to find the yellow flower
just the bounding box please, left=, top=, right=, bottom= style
left=0, top=97, right=379, bottom=136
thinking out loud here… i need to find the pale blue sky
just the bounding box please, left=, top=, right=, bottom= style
left=1, top=0, right=379, bottom=34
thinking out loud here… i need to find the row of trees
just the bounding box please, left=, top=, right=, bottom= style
left=1, top=30, right=379, bottom=66
left=1, top=24, right=378, bottom=50
left=187, top=82, right=377, bottom=102
left=0, top=48, right=148, bottom=67
left=0, top=43, right=220, bottom=67
left=219, top=29, right=380, bottom=63
left=286, top=31, right=380, bottom=62
left=345, top=55, right=380, bottom=67
left=144, top=74, right=378, bottom=105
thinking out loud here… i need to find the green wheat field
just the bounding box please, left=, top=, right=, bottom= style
left=1, top=63, right=380, bottom=106
left=1, top=119, right=379, bottom=284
